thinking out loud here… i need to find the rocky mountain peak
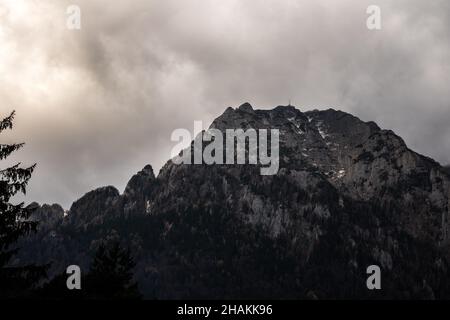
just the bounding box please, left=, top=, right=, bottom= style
left=66, top=186, right=121, bottom=227
left=124, top=164, right=155, bottom=196
left=27, top=202, right=64, bottom=227
left=237, top=102, right=254, bottom=113
left=16, top=103, right=450, bottom=299
left=122, top=164, right=156, bottom=216
left=208, top=103, right=450, bottom=242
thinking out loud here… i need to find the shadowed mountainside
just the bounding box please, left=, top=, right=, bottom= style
left=13, top=103, right=450, bottom=299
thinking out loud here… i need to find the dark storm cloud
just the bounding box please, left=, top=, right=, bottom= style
left=0, top=0, right=449, bottom=207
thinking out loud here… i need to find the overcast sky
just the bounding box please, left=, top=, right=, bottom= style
left=0, top=0, right=449, bottom=208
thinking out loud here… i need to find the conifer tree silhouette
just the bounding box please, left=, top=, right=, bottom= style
left=0, top=111, right=46, bottom=298
left=86, top=241, right=141, bottom=299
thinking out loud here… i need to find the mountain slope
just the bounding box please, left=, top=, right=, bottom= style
left=13, top=103, right=450, bottom=299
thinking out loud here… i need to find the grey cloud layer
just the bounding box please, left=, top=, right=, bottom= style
left=0, top=0, right=449, bottom=207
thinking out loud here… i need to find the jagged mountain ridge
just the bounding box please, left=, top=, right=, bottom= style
left=13, top=103, right=450, bottom=299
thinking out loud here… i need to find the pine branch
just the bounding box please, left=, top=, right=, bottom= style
left=0, top=143, right=25, bottom=160
left=0, top=163, right=36, bottom=184
left=0, top=111, right=15, bottom=133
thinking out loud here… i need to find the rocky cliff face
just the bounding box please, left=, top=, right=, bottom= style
left=14, top=103, right=450, bottom=299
